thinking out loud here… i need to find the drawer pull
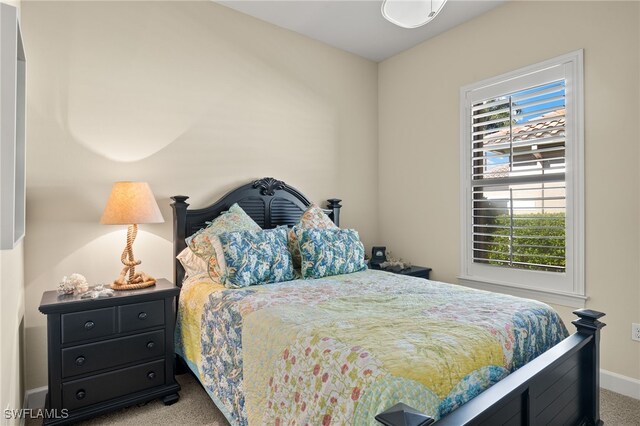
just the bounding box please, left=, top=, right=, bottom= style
left=84, top=321, right=95, bottom=330
left=76, top=390, right=86, bottom=400
left=146, top=341, right=155, bottom=349
left=138, top=312, right=148, bottom=320
left=75, top=356, right=86, bottom=366
left=147, top=371, right=156, bottom=380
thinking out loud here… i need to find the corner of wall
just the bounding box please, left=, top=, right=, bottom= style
left=0, top=241, right=26, bottom=424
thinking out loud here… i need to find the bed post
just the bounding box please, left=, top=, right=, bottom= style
left=572, top=309, right=606, bottom=426
left=327, top=198, right=342, bottom=227
left=171, top=195, right=189, bottom=286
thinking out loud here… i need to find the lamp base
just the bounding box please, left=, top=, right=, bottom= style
left=111, top=223, right=157, bottom=291
left=111, top=271, right=156, bottom=291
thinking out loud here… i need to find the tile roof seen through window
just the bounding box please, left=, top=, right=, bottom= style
left=484, top=108, right=565, bottom=147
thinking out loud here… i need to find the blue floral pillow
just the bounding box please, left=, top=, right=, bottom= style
left=294, top=227, right=367, bottom=279
left=218, top=227, right=294, bottom=288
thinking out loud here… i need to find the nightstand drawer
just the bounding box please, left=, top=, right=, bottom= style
left=62, top=307, right=116, bottom=344
left=62, top=359, right=165, bottom=411
left=61, top=330, right=165, bottom=378
left=118, top=300, right=165, bottom=333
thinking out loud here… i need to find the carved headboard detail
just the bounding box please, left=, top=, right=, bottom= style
left=171, top=177, right=342, bottom=286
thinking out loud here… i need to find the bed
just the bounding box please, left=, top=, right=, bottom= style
left=171, top=177, right=605, bottom=426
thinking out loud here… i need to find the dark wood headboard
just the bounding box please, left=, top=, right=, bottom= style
left=171, top=177, right=342, bottom=286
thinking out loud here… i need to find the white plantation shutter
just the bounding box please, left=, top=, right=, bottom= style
left=460, top=51, right=584, bottom=300
left=471, top=80, right=566, bottom=272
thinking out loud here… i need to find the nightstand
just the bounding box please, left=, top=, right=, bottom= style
left=39, top=278, right=180, bottom=425
left=388, top=266, right=432, bottom=280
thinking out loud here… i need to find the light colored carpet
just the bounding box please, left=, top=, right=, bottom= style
left=27, top=373, right=640, bottom=425
left=601, top=388, right=640, bottom=426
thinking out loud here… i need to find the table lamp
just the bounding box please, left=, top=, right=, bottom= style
left=100, top=181, right=164, bottom=290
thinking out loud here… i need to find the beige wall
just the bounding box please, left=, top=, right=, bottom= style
left=21, top=1, right=378, bottom=389
left=379, top=1, right=640, bottom=380
left=1, top=0, right=25, bottom=423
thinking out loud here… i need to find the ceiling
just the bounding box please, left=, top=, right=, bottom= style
left=217, top=0, right=506, bottom=62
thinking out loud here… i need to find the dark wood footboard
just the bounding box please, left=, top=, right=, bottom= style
left=376, top=309, right=605, bottom=426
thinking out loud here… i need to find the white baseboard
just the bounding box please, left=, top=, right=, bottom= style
left=601, top=369, right=640, bottom=400
left=19, top=394, right=25, bottom=426
left=23, top=386, right=47, bottom=410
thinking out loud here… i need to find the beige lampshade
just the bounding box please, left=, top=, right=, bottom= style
left=100, top=182, right=164, bottom=225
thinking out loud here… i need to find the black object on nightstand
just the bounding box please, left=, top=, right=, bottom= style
left=385, top=266, right=432, bottom=280
left=38, top=278, right=180, bottom=425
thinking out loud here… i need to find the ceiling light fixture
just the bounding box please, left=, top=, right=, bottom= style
left=381, top=0, right=448, bottom=29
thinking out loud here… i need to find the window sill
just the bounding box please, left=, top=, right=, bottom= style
left=458, top=276, right=587, bottom=308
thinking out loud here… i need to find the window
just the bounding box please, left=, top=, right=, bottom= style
left=459, top=51, right=585, bottom=307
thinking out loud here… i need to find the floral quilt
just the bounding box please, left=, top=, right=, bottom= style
left=175, top=269, right=567, bottom=426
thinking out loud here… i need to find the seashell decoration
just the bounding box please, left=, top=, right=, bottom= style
left=57, top=273, right=90, bottom=295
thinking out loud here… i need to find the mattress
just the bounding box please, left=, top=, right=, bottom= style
left=175, top=269, right=567, bottom=425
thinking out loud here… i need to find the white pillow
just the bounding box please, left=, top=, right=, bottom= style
left=210, top=236, right=227, bottom=279
left=176, top=247, right=208, bottom=279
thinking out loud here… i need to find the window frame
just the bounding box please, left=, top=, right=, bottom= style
left=459, top=50, right=585, bottom=308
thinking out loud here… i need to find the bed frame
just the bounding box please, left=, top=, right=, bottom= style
left=171, top=177, right=605, bottom=426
